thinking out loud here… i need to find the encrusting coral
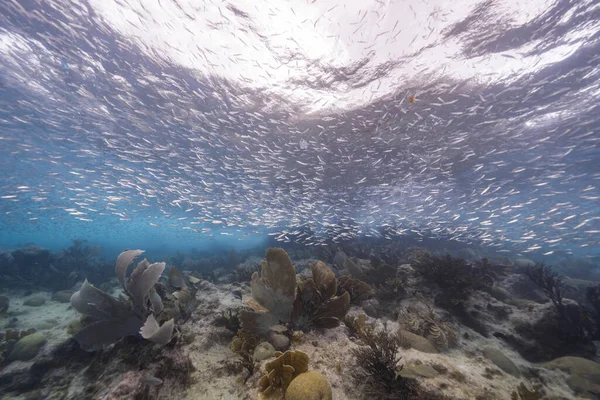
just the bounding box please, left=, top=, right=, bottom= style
left=258, top=350, right=309, bottom=397
left=69, top=249, right=174, bottom=351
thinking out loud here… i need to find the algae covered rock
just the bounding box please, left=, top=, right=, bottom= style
left=52, top=290, right=74, bottom=303
left=33, top=321, right=55, bottom=330
left=511, top=382, right=543, bottom=400
left=23, top=295, right=46, bottom=307
left=285, top=370, right=332, bottom=400
left=0, top=295, right=9, bottom=313
left=398, top=330, right=439, bottom=354
left=8, top=332, right=46, bottom=361
left=483, top=347, right=520, bottom=377
left=66, top=319, right=84, bottom=335
left=542, top=356, right=600, bottom=381
left=398, top=364, right=440, bottom=379
left=254, top=341, right=276, bottom=361
left=268, top=329, right=290, bottom=351
left=542, top=356, right=600, bottom=395
left=514, top=258, right=536, bottom=268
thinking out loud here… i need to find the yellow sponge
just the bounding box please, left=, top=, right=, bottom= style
left=285, top=371, right=332, bottom=400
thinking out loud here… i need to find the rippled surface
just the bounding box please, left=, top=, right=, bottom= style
left=0, top=0, right=599, bottom=255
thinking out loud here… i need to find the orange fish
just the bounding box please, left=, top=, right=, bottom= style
left=409, top=96, right=416, bottom=105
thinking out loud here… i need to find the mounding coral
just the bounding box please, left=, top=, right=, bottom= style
left=70, top=249, right=174, bottom=351
left=285, top=370, right=332, bottom=400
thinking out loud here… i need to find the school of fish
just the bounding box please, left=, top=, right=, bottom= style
left=0, top=0, right=598, bottom=257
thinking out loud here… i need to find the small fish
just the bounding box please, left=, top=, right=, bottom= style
left=232, top=289, right=242, bottom=300
left=141, top=375, right=163, bottom=386
left=409, top=96, right=416, bottom=104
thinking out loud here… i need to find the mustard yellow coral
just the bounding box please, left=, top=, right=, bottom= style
left=259, top=350, right=309, bottom=397
left=285, top=371, right=332, bottom=400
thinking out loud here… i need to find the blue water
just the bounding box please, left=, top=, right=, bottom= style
left=0, top=0, right=599, bottom=260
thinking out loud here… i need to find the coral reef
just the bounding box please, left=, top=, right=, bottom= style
left=240, top=248, right=297, bottom=337
left=522, top=263, right=566, bottom=312
left=231, top=258, right=262, bottom=283
left=0, top=242, right=113, bottom=291
left=258, top=350, right=309, bottom=397
left=291, top=261, right=350, bottom=331
left=229, top=329, right=260, bottom=381
left=337, top=275, right=375, bottom=304
left=285, top=370, right=332, bottom=400
left=350, top=325, right=420, bottom=399
left=334, top=251, right=365, bottom=279
left=413, top=253, right=493, bottom=307
left=398, top=296, right=458, bottom=349
left=70, top=249, right=174, bottom=351
left=7, top=333, right=46, bottom=362
left=2, top=242, right=595, bottom=400
left=0, top=296, right=9, bottom=313
left=240, top=248, right=349, bottom=352
left=511, top=382, right=543, bottom=400
left=517, top=263, right=596, bottom=360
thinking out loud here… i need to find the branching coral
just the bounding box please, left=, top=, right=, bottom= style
left=231, top=259, right=261, bottom=283
left=338, top=275, right=375, bottom=304
left=519, top=263, right=595, bottom=358
left=54, top=239, right=105, bottom=280
left=241, top=249, right=349, bottom=337
left=351, top=326, right=419, bottom=399
left=214, top=308, right=242, bottom=334
left=413, top=253, right=492, bottom=307
left=70, top=250, right=174, bottom=351
left=161, top=266, right=197, bottom=323
left=377, top=276, right=408, bottom=301
left=586, top=285, right=600, bottom=339
left=229, top=330, right=259, bottom=382
left=398, top=296, right=458, bottom=349
left=522, top=263, right=566, bottom=312
left=291, top=261, right=350, bottom=331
